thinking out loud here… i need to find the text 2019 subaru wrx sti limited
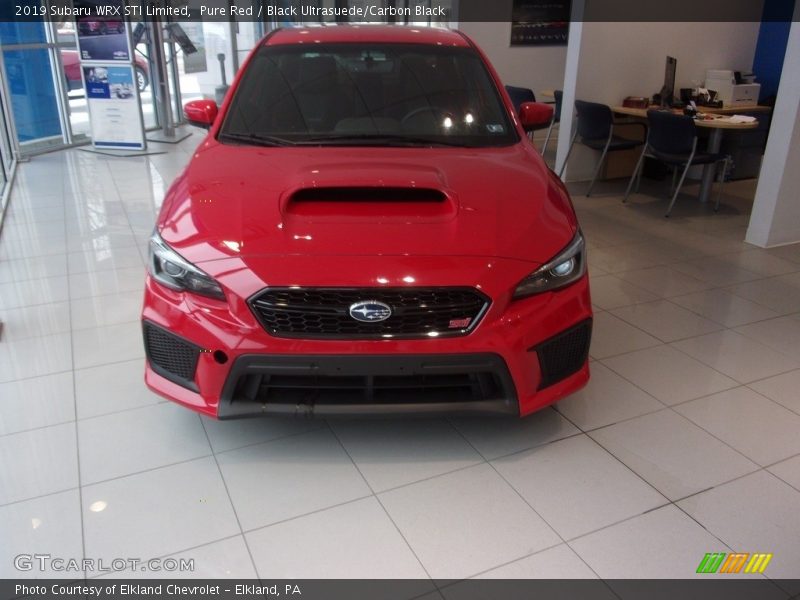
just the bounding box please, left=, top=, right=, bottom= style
left=141, top=26, right=592, bottom=418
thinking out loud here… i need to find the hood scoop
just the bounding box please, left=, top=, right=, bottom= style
left=291, top=186, right=447, bottom=203
left=283, top=186, right=457, bottom=222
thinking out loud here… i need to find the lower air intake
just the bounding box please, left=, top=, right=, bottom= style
left=143, top=321, right=201, bottom=391
left=534, top=320, right=592, bottom=390
left=218, top=353, right=518, bottom=417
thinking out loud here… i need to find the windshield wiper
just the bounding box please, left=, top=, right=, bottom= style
left=218, top=132, right=295, bottom=147
left=296, top=134, right=466, bottom=147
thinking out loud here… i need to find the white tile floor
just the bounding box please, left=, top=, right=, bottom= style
left=1, top=137, right=800, bottom=586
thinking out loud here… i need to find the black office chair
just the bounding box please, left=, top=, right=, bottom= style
left=559, top=100, right=646, bottom=196
left=505, top=85, right=536, bottom=111
left=504, top=85, right=550, bottom=137
left=624, top=110, right=731, bottom=217
left=541, top=89, right=562, bottom=156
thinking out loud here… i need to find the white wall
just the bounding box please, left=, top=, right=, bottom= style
left=746, top=19, right=800, bottom=247
left=459, top=21, right=568, bottom=100
left=559, top=21, right=763, bottom=180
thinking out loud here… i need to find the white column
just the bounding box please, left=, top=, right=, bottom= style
left=746, top=19, right=800, bottom=247
left=554, top=3, right=584, bottom=177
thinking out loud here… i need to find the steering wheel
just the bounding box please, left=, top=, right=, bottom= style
left=400, top=106, right=449, bottom=125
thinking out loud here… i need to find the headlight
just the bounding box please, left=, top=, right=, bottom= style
left=148, top=231, right=225, bottom=300
left=513, top=231, right=586, bottom=299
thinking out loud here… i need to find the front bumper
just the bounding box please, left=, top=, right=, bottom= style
left=141, top=260, right=592, bottom=418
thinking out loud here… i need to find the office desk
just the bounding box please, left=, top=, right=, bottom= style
left=612, top=106, right=759, bottom=203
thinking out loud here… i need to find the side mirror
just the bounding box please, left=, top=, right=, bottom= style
left=184, top=99, right=218, bottom=129
left=518, top=101, right=554, bottom=132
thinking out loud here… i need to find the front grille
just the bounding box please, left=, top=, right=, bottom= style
left=249, top=287, right=489, bottom=339
left=218, top=353, right=518, bottom=417
left=143, top=322, right=201, bottom=390
left=534, top=320, right=592, bottom=390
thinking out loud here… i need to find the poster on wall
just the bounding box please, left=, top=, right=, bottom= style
left=83, top=65, right=146, bottom=149
left=74, top=0, right=130, bottom=61
left=4, top=52, right=62, bottom=142
left=510, top=0, right=571, bottom=46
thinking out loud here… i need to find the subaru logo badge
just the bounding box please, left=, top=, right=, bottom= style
left=349, top=300, right=392, bottom=323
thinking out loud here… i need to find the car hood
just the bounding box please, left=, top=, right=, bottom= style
left=158, top=139, right=577, bottom=267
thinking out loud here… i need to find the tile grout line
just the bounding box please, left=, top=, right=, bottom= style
left=197, top=416, right=262, bottom=580
left=556, top=388, right=800, bottom=562
left=561, top=376, right=764, bottom=492
left=445, top=417, right=610, bottom=583
left=588, top=406, right=763, bottom=477
left=0, top=356, right=148, bottom=390
left=597, top=339, right=800, bottom=420
left=593, top=338, right=800, bottom=466
left=84, top=533, right=244, bottom=580
left=429, top=536, right=633, bottom=600
left=0, top=415, right=82, bottom=440
left=597, top=340, right=735, bottom=392
left=0, top=484, right=82, bottom=510
left=594, top=254, right=800, bottom=305
left=5, top=418, right=542, bottom=508
left=10, top=440, right=799, bottom=516
left=464, top=427, right=587, bottom=464
left=665, top=394, right=800, bottom=461
left=764, top=468, right=800, bottom=496
left=322, top=419, right=436, bottom=583
left=107, top=159, right=154, bottom=268
left=239, top=493, right=375, bottom=539
left=63, top=180, right=88, bottom=577
left=551, top=400, right=742, bottom=556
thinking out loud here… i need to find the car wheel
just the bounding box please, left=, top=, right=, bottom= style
left=135, top=67, right=149, bottom=92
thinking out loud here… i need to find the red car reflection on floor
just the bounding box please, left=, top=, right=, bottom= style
left=141, top=25, right=592, bottom=419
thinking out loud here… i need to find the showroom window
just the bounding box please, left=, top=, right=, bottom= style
left=0, top=15, right=70, bottom=155
left=0, top=0, right=163, bottom=155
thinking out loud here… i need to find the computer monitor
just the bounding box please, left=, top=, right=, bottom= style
left=660, top=56, right=677, bottom=107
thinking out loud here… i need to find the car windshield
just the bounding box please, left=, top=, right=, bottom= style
left=219, top=42, right=518, bottom=148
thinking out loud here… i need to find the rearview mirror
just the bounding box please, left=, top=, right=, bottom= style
left=518, top=102, right=554, bottom=132
left=184, top=99, right=218, bottom=129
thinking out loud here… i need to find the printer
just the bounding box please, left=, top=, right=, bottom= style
left=705, top=70, right=760, bottom=107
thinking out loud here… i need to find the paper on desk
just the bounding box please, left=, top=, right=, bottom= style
left=728, top=115, right=757, bottom=123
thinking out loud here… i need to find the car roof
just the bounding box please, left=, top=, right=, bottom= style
left=263, top=25, right=471, bottom=48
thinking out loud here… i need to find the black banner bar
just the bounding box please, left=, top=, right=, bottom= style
left=0, top=0, right=797, bottom=23
left=2, top=579, right=799, bottom=600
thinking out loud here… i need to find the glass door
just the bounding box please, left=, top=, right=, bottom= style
left=131, top=10, right=160, bottom=129
left=160, top=1, right=236, bottom=121
left=52, top=18, right=90, bottom=142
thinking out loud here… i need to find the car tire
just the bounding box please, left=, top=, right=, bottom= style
left=135, top=67, right=148, bottom=92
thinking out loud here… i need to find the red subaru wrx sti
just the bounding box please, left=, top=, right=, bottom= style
left=141, top=25, right=592, bottom=419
